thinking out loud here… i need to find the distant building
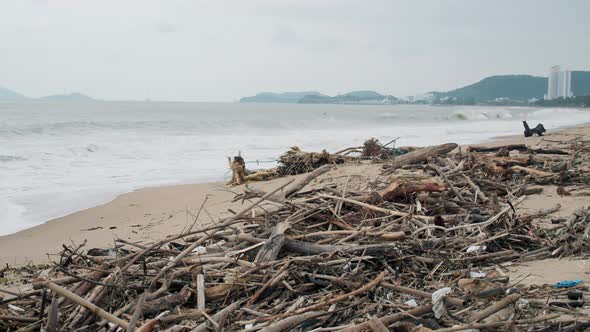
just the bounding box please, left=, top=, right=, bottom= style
left=413, top=92, right=435, bottom=102
left=559, top=70, right=572, bottom=98
left=547, top=65, right=560, bottom=99
left=546, top=65, right=572, bottom=99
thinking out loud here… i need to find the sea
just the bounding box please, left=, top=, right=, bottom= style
left=2, top=101, right=590, bottom=236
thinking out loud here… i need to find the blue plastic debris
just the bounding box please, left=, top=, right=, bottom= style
left=554, top=280, right=583, bottom=288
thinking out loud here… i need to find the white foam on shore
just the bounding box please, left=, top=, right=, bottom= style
left=1, top=102, right=589, bottom=236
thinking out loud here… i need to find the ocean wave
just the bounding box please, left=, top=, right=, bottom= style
left=3, top=103, right=590, bottom=236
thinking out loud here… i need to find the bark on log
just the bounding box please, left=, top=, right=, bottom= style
left=143, top=286, right=192, bottom=315
left=509, top=166, right=553, bottom=177
left=469, top=293, right=520, bottom=322
left=38, top=281, right=129, bottom=330
left=238, top=233, right=403, bottom=256
left=196, top=274, right=205, bottom=310
left=383, top=143, right=457, bottom=171
left=380, top=180, right=446, bottom=201
left=340, top=304, right=434, bottom=332
left=283, top=164, right=332, bottom=198
left=259, top=311, right=325, bottom=332
left=254, top=222, right=290, bottom=263
left=468, top=144, right=569, bottom=155
left=190, top=300, right=242, bottom=332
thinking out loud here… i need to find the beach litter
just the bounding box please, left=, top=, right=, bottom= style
left=1, top=133, right=590, bottom=331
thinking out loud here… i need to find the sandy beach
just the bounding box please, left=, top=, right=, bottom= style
left=1, top=124, right=589, bottom=286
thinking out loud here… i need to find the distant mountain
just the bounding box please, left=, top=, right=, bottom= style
left=435, top=72, right=590, bottom=104
left=240, top=91, right=325, bottom=103
left=0, top=86, right=27, bottom=101
left=39, top=92, right=94, bottom=101
left=0, top=87, right=96, bottom=102
left=441, top=75, right=547, bottom=102
left=572, top=71, right=590, bottom=96
left=298, top=90, right=396, bottom=104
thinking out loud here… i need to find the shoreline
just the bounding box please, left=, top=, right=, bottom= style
left=1, top=124, right=589, bottom=266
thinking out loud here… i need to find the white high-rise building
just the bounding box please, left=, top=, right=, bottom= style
left=559, top=70, right=572, bottom=98
left=547, top=65, right=560, bottom=99
left=546, top=65, right=572, bottom=99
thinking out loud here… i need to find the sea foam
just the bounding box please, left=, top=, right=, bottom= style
left=1, top=102, right=589, bottom=235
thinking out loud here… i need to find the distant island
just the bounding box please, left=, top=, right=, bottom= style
left=0, top=86, right=94, bottom=102
left=0, top=86, right=27, bottom=101
left=299, top=90, right=398, bottom=104
left=239, top=91, right=326, bottom=103
left=39, top=92, right=94, bottom=102
left=240, top=90, right=398, bottom=105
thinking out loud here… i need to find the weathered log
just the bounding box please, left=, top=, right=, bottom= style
left=196, top=274, right=205, bottom=310
left=239, top=233, right=403, bottom=256
left=509, top=165, right=553, bottom=177
left=468, top=144, right=569, bottom=155
left=340, top=304, right=434, bottom=332
left=380, top=179, right=446, bottom=201
left=143, top=286, right=192, bottom=316
left=38, top=281, right=129, bottom=330
left=468, top=144, right=528, bottom=153
left=128, top=293, right=146, bottom=332
left=158, top=309, right=206, bottom=325
left=319, top=194, right=434, bottom=221
left=469, top=293, right=520, bottom=322
left=259, top=311, right=325, bottom=332
left=190, top=300, right=242, bottom=332
left=254, top=222, right=290, bottom=263
left=283, top=164, right=332, bottom=198
left=383, top=143, right=457, bottom=171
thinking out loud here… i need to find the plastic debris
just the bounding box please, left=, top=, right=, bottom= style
left=432, top=287, right=453, bottom=319
left=554, top=280, right=583, bottom=288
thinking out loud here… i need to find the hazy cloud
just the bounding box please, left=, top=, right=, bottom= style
left=154, top=22, right=176, bottom=34
left=0, top=0, right=588, bottom=101
left=271, top=25, right=299, bottom=45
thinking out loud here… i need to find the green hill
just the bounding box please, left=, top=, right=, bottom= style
left=442, top=75, right=547, bottom=102
left=572, top=71, right=590, bottom=96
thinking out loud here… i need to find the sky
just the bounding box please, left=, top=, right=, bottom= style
left=1, top=0, right=589, bottom=102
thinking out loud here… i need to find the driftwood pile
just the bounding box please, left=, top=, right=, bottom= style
left=229, top=139, right=412, bottom=186
left=277, top=147, right=346, bottom=176
left=2, top=137, right=590, bottom=332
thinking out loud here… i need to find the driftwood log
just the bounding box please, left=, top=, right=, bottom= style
left=383, top=143, right=458, bottom=172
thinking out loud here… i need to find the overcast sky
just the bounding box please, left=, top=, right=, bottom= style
left=1, top=0, right=589, bottom=101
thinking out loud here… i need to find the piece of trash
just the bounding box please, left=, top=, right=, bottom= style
left=516, top=298, right=530, bottom=310
left=192, top=246, right=207, bottom=254
left=432, top=287, right=452, bottom=319
left=404, top=299, right=418, bottom=307
left=87, top=248, right=114, bottom=257
left=81, top=226, right=103, bottom=231
left=469, top=271, right=487, bottom=278
left=554, top=279, right=583, bottom=288
left=466, top=245, right=487, bottom=254
left=8, top=304, right=25, bottom=312
left=567, top=290, right=584, bottom=300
